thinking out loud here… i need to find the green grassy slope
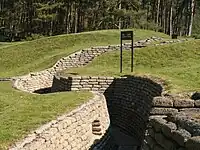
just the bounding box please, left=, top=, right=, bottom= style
left=0, top=29, right=169, bottom=77
left=63, top=40, right=200, bottom=93
left=0, top=82, right=92, bottom=149
left=0, top=29, right=170, bottom=149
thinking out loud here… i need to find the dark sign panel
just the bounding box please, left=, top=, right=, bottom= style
left=120, top=30, right=134, bottom=73
left=121, top=31, right=133, bottom=40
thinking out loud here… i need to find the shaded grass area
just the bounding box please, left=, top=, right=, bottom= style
left=0, top=82, right=92, bottom=149
left=0, top=42, right=12, bottom=48
left=0, top=42, right=24, bottom=48
left=63, top=40, right=200, bottom=93
left=0, top=29, right=169, bottom=77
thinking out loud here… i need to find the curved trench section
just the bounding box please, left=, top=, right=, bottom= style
left=8, top=37, right=199, bottom=149
left=10, top=75, right=163, bottom=150
left=11, top=74, right=200, bottom=149
left=11, top=37, right=189, bottom=94
left=93, top=76, right=163, bottom=149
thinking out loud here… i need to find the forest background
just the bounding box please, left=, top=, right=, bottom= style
left=0, top=0, right=199, bottom=40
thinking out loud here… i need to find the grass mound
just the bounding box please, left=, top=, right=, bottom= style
left=0, top=29, right=169, bottom=77
left=0, top=29, right=169, bottom=149
left=0, top=82, right=92, bottom=149
left=63, top=40, right=200, bottom=93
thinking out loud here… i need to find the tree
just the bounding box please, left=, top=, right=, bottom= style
left=188, top=0, right=195, bottom=36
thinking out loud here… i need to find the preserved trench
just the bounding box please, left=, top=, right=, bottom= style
left=6, top=37, right=200, bottom=150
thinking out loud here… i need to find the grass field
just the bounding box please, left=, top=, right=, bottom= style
left=0, top=29, right=168, bottom=149
left=0, top=82, right=92, bottom=149
left=63, top=40, right=200, bottom=93
left=0, top=29, right=169, bottom=77
left=0, top=29, right=193, bottom=149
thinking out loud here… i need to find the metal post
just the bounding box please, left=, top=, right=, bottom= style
left=131, top=35, right=134, bottom=72
left=120, top=34, right=123, bottom=73
left=120, top=31, right=133, bottom=73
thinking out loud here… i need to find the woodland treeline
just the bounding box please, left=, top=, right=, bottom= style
left=0, top=0, right=199, bottom=39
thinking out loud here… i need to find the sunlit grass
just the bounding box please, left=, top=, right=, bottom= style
left=63, top=40, right=200, bottom=93
left=0, top=82, right=92, bottom=149
left=0, top=29, right=169, bottom=77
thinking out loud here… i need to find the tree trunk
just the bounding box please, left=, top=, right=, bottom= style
left=169, top=0, right=173, bottom=36
left=74, top=3, right=78, bottom=33
left=163, top=2, right=166, bottom=33
left=119, top=0, right=122, bottom=30
left=188, top=0, right=195, bottom=36
left=156, top=0, right=161, bottom=31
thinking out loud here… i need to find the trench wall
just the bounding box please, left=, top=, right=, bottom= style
left=12, top=40, right=148, bottom=93
left=52, top=75, right=163, bottom=148
left=5, top=37, right=197, bottom=149
left=144, top=112, right=200, bottom=150
left=10, top=93, right=110, bottom=150
left=145, top=96, right=200, bottom=150
left=52, top=75, right=200, bottom=150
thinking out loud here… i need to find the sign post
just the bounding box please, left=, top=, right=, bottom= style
left=120, top=31, right=134, bottom=73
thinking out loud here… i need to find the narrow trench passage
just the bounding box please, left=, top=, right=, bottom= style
left=32, top=75, right=163, bottom=150
left=91, top=76, right=163, bottom=150
left=109, top=126, right=141, bottom=150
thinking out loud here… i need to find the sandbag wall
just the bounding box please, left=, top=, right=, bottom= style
left=144, top=96, right=200, bottom=150
left=52, top=75, right=163, bottom=145
left=144, top=113, right=200, bottom=150
left=10, top=93, right=110, bottom=150
left=52, top=75, right=200, bottom=150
